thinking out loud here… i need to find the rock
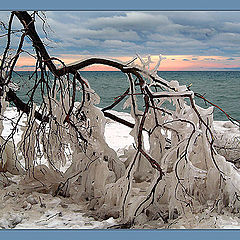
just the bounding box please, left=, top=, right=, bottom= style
left=26, top=195, right=38, bottom=205
left=0, top=175, right=14, bottom=187
left=38, top=196, right=46, bottom=208
left=0, top=213, right=23, bottom=229
left=22, top=201, right=32, bottom=210
left=49, top=197, right=61, bottom=206
left=134, top=212, right=149, bottom=226
left=5, top=191, right=16, bottom=197
left=134, top=172, right=149, bottom=183
left=9, top=214, right=23, bottom=228
left=3, top=191, right=17, bottom=201
left=0, top=218, right=9, bottom=229
left=96, top=205, right=120, bottom=220
left=88, top=198, right=98, bottom=210
left=60, top=202, right=68, bottom=209
left=223, top=122, right=238, bottom=129
left=40, top=202, right=46, bottom=208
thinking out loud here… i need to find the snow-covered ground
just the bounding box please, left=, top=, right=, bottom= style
left=0, top=107, right=117, bottom=229
left=0, top=107, right=240, bottom=229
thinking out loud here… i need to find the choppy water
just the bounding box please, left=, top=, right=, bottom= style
left=13, top=71, right=240, bottom=121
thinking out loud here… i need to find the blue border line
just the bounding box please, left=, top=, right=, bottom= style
left=1, top=0, right=240, bottom=10
left=1, top=230, right=240, bottom=240
left=1, top=1, right=240, bottom=240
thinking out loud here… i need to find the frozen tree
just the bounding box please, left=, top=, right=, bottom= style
left=0, top=11, right=240, bottom=228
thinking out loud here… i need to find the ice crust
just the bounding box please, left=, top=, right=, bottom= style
left=0, top=107, right=240, bottom=229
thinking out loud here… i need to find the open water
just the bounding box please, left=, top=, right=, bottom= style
left=13, top=71, right=240, bottom=121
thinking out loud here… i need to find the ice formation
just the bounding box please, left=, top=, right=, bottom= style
left=0, top=54, right=240, bottom=229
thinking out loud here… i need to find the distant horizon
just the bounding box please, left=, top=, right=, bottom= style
left=11, top=54, right=240, bottom=71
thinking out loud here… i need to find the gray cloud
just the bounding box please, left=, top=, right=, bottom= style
left=222, top=22, right=240, bottom=33
left=204, top=58, right=216, bottom=61
left=86, top=12, right=171, bottom=31
left=1, top=11, right=240, bottom=58
left=178, top=27, right=217, bottom=41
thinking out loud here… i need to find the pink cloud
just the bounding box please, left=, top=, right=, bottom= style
left=15, top=54, right=240, bottom=71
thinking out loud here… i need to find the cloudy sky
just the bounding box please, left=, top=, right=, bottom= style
left=1, top=11, right=240, bottom=70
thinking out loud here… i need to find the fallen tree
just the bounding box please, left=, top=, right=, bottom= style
left=0, top=11, right=240, bottom=228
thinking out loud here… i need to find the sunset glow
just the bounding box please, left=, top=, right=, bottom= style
left=15, top=54, right=240, bottom=71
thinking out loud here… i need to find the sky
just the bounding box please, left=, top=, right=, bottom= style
left=1, top=11, right=240, bottom=71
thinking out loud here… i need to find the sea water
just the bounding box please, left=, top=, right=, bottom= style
left=12, top=71, right=240, bottom=121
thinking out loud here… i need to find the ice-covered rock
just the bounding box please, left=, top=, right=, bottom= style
left=0, top=213, right=23, bottom=229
